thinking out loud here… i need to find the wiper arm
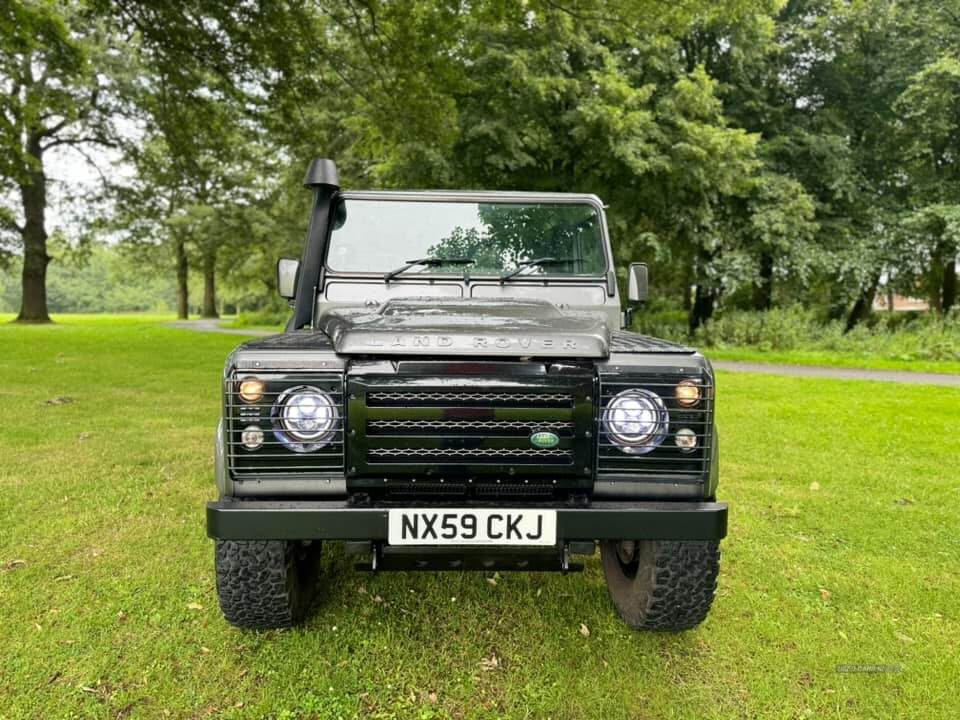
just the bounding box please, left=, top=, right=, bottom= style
left=383, top=256, right=475, bottom=282
left=499, top=257, right=575, bottom=283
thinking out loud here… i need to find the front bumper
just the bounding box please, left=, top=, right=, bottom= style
left=206, top=499, right=728, bottom=542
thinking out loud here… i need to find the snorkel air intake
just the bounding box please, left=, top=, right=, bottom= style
left=291, top=158, right=341, bottom=330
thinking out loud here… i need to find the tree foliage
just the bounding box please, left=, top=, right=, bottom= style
left=1, top=0, right=959, bottom=329
left=0, top=0, right=125, bottom=322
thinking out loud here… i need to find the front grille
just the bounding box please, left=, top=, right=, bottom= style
left=226, top=372, right=344, bottom=477
left=386, top=482, right=467, bottom=496
left=597, top=374, right=714, bottom=484
left=368, top=419, right=574, bottom=435
left=382, top=481, right=556, bottom=499
left=367, top=391, right=572, bottom=407
left=368, top=447, right=572, bottom=463
left=476, top=483, right=554, bottom=497
left=347, top=363, right=595, bottom=493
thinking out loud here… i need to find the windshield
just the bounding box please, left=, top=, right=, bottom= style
left=326, top=198, right=606, bottom=277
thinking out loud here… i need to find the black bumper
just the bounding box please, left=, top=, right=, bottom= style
left=206, top=499, right=728, bottom=542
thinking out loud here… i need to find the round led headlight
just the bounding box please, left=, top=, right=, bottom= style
left=602, top=389, right=669, bottom=455
left=271, top=385, right=338, bottom=453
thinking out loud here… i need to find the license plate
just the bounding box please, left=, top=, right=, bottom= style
left=387, top=509, right=557, bottom=546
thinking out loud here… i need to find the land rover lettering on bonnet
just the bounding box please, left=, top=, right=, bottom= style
left=206, top=158, right=727, bottom=631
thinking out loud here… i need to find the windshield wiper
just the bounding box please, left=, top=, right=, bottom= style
left=499, top=257, right=575, bottom=283
left=383, top=256, right=475, bottom=282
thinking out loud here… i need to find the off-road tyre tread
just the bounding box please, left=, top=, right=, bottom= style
left=601, top=539, right=720, bottom=631
left=215, top=540, right=320, bottom=630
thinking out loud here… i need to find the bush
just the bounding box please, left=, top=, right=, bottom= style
left=634, top=308, right=689, bottom=342
left=635, top=305, right=960, bottom=362
left=232, top=309, right=289, bottom=328
left=692, top=307, right=834, bottom=351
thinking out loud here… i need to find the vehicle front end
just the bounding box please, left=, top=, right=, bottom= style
left=206, top=158, right=727, bottom=630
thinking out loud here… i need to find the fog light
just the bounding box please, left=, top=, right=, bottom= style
left=675, top=380, right=701, bottom=407
left=675, top=428, right=697, bottom=452
left=239, top=377, right=265, bottom=403
left=241, top=424, right=264, bottom=450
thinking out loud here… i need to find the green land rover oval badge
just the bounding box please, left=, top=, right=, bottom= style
left=530, top=431, right=560, bottom=449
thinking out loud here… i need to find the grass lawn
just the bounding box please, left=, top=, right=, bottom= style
left=707, top=347, right=960, bottom=375
left=1, top=316, right=958, bottom=719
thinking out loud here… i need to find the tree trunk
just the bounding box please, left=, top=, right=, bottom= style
left=752, top=252, right=774, bottom=311
left=201, top=249, right=218, bottom=318
left=15, top=136, right=52, bottom=324
left=844, top=275, right=879, bottom=332
left=681, top=264, right=693, bottom=314
left=175, top=235, right=189, bottom=319
left=928, top=241, right=946, bottom=316
left=826, top=284, right=847, bottom=321
left=943, top=258, right=957, bottom=315
left=689, top=284, right=716, bottom=334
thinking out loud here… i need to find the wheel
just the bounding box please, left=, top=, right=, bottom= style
left=214, top=539, right=322, bottom=629
left=600, top=539, right=720, bottom=631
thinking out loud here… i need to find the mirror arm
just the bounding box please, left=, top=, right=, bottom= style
left=624, top=303, right=640, bottom=328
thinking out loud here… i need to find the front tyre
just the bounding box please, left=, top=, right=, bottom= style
left=600, top=539, right=720, bottom=631
left=215, top=540, right=322, bottom=629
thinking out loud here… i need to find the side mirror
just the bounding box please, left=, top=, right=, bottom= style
left=277, top=257, right=300, bottom=300
left=627, top=262, right=648, bottom=304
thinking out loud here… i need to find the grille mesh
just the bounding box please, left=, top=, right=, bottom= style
left=368, top=447, right=571, bottom=460
left=367, top=391, right=572, bottom=406
left=368, top=419, right=574, bottom=435
left=350, top=368, right=594, bottom=483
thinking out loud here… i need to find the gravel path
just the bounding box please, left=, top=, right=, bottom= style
left=167, top=319, right=960, bottom=387
left=167, top=318, right=275, bottom=336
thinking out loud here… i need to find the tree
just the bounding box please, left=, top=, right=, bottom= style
left=0, top=0, right=121, bottom=322
left=113, top=135, right=191, bottom=317
left=106, top=0, right=796, bottom=327
left=118, top=116, right=268, bottom=319
left=88, top=0, right=960, bottom=330
left=894, top=56, right=960, bottom=314
left=766, top=0, right=960, bottom=328
left=109, top=1, right=306, bottom=318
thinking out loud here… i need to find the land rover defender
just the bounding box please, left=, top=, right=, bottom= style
left=206, top=158, right=727, bottom=631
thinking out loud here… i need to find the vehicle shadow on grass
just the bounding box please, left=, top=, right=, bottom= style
left=311, top=540, right=611, bottom=615
left=309, top=541, right=715, bottom=643
left=268, top=542, right=716, bottom=717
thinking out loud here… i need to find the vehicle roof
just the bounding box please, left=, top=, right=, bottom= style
left=340, top=189, right=607, bottom=208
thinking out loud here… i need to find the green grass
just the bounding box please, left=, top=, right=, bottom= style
left=706, top=347, right=960, bottom=375
left=2, top=316, right=958, bottom=719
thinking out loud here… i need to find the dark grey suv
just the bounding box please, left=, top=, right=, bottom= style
left=207, top=158, right=727, bottom=631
